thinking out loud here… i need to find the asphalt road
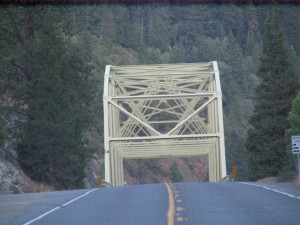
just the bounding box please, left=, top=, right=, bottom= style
left=0, top=184, right=168, bottom=225
left=1, top=182, right=300, bottom=225
left=172, top=182, right=300, bottom=225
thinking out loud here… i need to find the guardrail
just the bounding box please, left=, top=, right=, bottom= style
left=220, top=175, right=231, bottom=182
left=101, top=180, right=113, bottom=188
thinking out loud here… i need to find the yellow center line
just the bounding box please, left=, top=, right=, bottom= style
left=164, top=183, right=175, bottom=225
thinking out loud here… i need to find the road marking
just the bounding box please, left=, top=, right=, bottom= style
left=23, top=188, right=97, bottom=225
left=176, top=207, right=185, bottom=211
left=164, top=183, right=175, bottom=225
left=177, top=216, right=184, bottom=221
left=177, top=216, right=189, bottom=222
left=165, top=185, right=189, bottom=223
left=23, top=206, right=61, bottom=225
left=240, top=182, right=299, bottom=199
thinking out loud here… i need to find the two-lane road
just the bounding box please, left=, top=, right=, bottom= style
left=1, top=182, right=300, bottom=225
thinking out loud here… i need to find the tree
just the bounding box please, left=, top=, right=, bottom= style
left=285, top=92, right=300, bottom=169
left=286, top=92, right=300, bottom=138
left=170, top=161, right=184, bottom=182
left=0, top=117, right=6, bottom=148
left=0, top=6, right=94, bottom=189
left=1, top=4, right=300, bottom=187
left=246, top=8, right=300, bottom=181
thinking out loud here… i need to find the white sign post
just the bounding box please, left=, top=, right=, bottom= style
left=292, top=135, right=300, bottom=184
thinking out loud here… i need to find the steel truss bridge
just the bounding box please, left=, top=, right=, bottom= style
left=103, top=62, right=227, bottom=186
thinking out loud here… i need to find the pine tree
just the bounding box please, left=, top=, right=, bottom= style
left=170, top=161, right=184, bottom=183
left=0, top=7, right=93, bottom=189
left=246, top=8, right=300, bottom=181
left=285, top=92, right=300, bottom=169
left=286, top=92, right=300, bottom=138
left=0, top=117, right=6, bottom=148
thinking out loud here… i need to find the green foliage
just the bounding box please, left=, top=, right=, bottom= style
left=246, top=8, right=300, bottom=181
left=286, top=92, right=300, bottom=138
left=0, top=117, right=6, bottom=148
left=288, top=46, right=300, bottom=80
left=277, top=170, right=297, bottom=183
left=1, top=4, right=300, bottom=186
left=285, top=92, right=300, bottom=170
left=170, top=161, right=184, bottom=183
left=1, top=7, right=94, bottom=189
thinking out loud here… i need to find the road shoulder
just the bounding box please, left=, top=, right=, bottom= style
left=240, top=182, right=300, bottom=199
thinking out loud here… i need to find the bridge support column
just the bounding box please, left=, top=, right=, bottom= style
left=115, top=153, right=123, bottom=186
left=104, top=149, right=111, bottom=183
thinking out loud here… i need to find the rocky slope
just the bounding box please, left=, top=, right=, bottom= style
left=0, top=148, right=208, bottom=194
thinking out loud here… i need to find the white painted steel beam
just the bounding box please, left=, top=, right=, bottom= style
left=103, top=62, right=227, bottom=185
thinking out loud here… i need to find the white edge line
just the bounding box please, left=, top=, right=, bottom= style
left=23, top=188, right=97, bottom=225
left=239, top=182, right=298, bottom=200
left=62, top=189, right=97, bottom=207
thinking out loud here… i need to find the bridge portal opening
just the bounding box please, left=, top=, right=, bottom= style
left=123, top=156, right=209, bottom=185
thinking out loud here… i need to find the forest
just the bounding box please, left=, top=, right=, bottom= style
left=0, top=3, right=300, bottom=190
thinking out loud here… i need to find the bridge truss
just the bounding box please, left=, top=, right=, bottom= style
left=103, top=62, right=226, bottom=186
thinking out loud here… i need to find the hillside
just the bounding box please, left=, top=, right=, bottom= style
left=1, top=4, right=300, bottom=193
